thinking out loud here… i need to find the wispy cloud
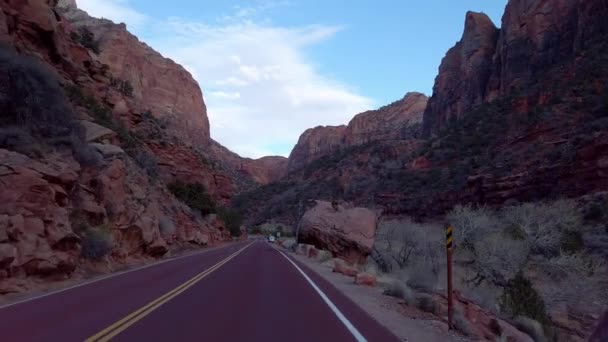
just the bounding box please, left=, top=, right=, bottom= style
left=75, top=0, right=373, bottom=158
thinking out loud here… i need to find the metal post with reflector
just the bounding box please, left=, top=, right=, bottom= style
left=446, top=225, right=454, bottom=330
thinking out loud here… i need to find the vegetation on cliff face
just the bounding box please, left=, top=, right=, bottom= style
left=70, top=27, right=100, bottom=54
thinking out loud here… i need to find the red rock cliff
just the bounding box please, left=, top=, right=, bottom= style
left=423, top=0, right=608, bottom=135
left=57, top=2, right=210, bottom=148
left=288, top=92, right=428, bottom=172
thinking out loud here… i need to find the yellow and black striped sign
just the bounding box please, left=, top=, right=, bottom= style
left=446, top=225, right=453, bottom=251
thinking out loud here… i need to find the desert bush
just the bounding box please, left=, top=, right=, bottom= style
left=447, top=205, right=499, bottom=251
left=218, top=207, right=243, bottom=237
left=471, top=233, right=529, bottom=286
left=159, top=216, right=175, bottom=236
left=383, top=280, right=415, bottom=305
left=71, top=27, right=100, bottom=54
left=168, top=181, right=216, bottom=216
left=500, top=200, right=583, bottom=257
left=110, top=77, right=134, bottom=97
left=453, top=306, right=473, bottom=336
left=80, top=229, right=112, bottom=261
left=0, top=46, right=73, bottom=139
left=500, top=272, right=551, bottom=328
left=0, top=126, right=43, bottom=157
left=514, top=316, right=547, bottom=342
left=559, top=230, right=583, bottom=254
left=376, top=219, right=425, bottom=269
left=131, top=148, right=159, bottom=179
left=415, top=293, right=440, bottom=314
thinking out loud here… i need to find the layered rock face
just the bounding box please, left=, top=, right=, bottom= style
left=287, top=125, right=346, bottom=172
left=0, top=0, right=243, bottom=293
left=344, top=92, right=427, bottom=145
left=57, top=2, right=210, bottom=148
left=423, top=0, right=608, bottom=135
left=288, top=92, right=428, bottom=172
left=207, top=141, right=287, bottom=185
left=423, top=12, right=498, bottom=133
left=0, top=149, right=230, bottom=293
left=299, top=201, right=377, bottom=265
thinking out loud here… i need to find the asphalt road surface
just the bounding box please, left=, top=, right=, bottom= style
left=0, top=240, right=399, bottom=341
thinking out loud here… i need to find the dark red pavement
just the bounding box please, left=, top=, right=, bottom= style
left=0, top=240, right=399, bottom=342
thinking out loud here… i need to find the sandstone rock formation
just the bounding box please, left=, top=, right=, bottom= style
left=288, top=92, right=428, bottom=172
left=57, top=2, right=210, bottom=148
left=299, top=201, right=377, bottom=264
left=344, top=92, right=427, bottom=146
left=0, top=146, right=230, bottom=293
left=423, top=12, right=498, bottom=134
left=288, top=125, right=347, bottom=172
left=207, top=141, right=287, bottom=185
left=423, top=0, right=608, bottom=135
left=0, top=0, right=250, bottom=294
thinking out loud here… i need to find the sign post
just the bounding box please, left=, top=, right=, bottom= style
left=446, top=225, right=454, bottom=330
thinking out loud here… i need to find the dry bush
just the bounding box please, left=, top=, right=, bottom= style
left=159, top=216, right=175, bottom=236
left=500, top=200, right=583, bottom=257
left=447, top=205, right=500, bottom=250
left=0, top=45, right=72, bottom=137
left=374, top=219, right=444, bottom=291
left=383, top=280, right=415, bottom=305
left=471, top=233, right=530, bottom=287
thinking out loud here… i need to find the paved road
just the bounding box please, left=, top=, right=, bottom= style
left=0, top=240, right=399, bottom=341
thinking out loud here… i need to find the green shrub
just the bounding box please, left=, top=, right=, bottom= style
left=218, top=207, right=243, bottom=237
left=71, top=27, right=100, bottom=54
left=0, top=45, right=73, bottom=138
left=81, top=229, right=112, bottom=261
left=500, top=272, right=551, bottom=327
left=560, top=230, right=584, bottom=254
left=168, top=181, right=216, bottom=216
left=110, top=77, right=134, bottom=98
left=131, top=148, right=159, bottom=179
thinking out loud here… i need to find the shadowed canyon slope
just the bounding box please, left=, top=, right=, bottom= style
left=236, top=0, right=608, bottom=223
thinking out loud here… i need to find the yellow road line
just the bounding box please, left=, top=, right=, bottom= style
left=86, top=242, right=253, bottom=342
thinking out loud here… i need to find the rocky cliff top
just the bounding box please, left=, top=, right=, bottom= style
left=288, top=92, right=428, bottom=172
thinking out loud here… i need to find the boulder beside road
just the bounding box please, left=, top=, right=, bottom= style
left=299, top=200, right=377, bottom=264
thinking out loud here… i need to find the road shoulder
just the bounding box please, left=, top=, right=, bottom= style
left=285, top=249, right=467, bottom=342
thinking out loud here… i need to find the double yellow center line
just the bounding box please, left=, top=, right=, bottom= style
left=86, top=242, right=253, bottom=342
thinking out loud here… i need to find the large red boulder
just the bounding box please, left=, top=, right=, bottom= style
left=354, top=272, right=377, bottom=287
left=299, top=200, right=377, bottom=264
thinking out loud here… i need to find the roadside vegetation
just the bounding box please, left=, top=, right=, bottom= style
left=70, top=27, right=100, bottom=54
left=0, top=45, right=101, bottom=166
left=373, top=198, right=607, bottom=340
left=168, top=181, right=243, bottom=237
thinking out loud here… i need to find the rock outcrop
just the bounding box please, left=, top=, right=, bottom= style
left=57, top=2, right=210, bottom=148
left=299, top=201, right=377, bottom=264
left=423, top=12, right=498, bottom=134
left=288, top=92, right=428, bottom=172
left=287, top=125, right=346, bottom=172
left=0, top=148, right=229, bottom=293
left=207, top=141, right=287, bottom=185
left=0, top=0, right=251, bottom=294
left=345, top=92, right=427, bottom=146
left=423, top=0, right=608, bottom=135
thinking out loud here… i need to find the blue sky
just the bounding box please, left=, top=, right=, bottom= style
left=77, top=0, right=507, bottom=158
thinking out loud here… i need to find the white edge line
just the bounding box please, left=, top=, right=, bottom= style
left=278, top=250, right=367, bottom=342
left=0, top=241, right=248, bottom=310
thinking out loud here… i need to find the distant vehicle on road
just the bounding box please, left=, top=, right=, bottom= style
left=268, top=236, right=276, bottom=243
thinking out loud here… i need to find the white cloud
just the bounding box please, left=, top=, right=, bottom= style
left=76, top=0, right=148, bottom=29
left=74, top=1, right=374, bottom=158
left=209, top=91, right=241, bottom=100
